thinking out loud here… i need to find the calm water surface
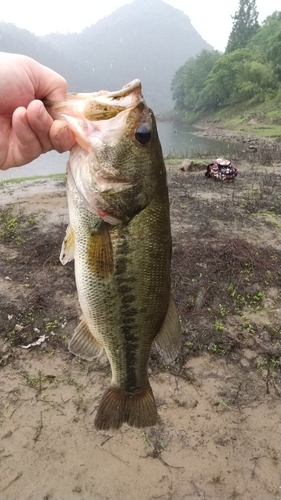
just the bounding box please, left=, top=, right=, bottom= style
left=0, top=122, right=241, bottom=180
left=157, top=121, right=241, bottom=157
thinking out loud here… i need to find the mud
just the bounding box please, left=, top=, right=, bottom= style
left=0, top=161, right=280, bottom=500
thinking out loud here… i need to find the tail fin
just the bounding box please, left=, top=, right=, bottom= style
left=94, top=384, right=157, bottom=430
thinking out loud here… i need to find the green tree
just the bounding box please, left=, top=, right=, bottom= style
left=226, top=0, right=259, bottom=53
left=199, top=48, right=276, bottom=110
left=171, top=50, right=221, bottom=112
left=199, top=49, right=252, bottom=109
left=171, top=64, right=186, bottom=110
left=249, top=11, right=281, bottom=81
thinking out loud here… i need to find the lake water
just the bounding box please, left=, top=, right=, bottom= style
left=0, top=121, right=241, bottom=180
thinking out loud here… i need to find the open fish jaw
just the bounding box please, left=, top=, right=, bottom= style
left=45, top=79, right=143, bottom=122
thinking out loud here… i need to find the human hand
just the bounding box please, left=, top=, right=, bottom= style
left=0, top=52, right=75, bottom=170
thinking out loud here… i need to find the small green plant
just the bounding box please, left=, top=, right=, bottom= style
left=219, top=304, right=228, bottom=317
left=252, top=291, right=265, bottom=302
left=155, top=439, right=164, bottom=454
left=219, top=400, right=230, bottom=410
left=255, top=358, right=279, bottom=373
left=214, top=318, right=225, bottom=332
left=16, top=236, right=25, bottom=244
left=67, top=378, right=84, bottom=392
left=139, top=431, right=150, bottom=445
left=0, top=210, right=19, bottom=239
left=45, top=319, right=60, bottom=332
left=241, top=316, right=255, bottom=333
left=270, top=359, right=279, bottom=369
left=20, top=371, right=46, bottom=389
left=211, top=344, right=225, bottom=355
left=269, top=220, right=281, bottom=228
left=6, top=331, right=16, bottom=343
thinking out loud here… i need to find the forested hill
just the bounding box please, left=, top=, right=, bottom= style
left=171, top=8, right=281, bottom=126
left=0, top=0, right=212, bottom=111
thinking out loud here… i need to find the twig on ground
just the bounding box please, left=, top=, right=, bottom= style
left=0, top=472, right=22, bottom=493
left=33, top=411, right=43, bottom=442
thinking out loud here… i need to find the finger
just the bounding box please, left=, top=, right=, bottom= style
left=26, top=100, right=53, bottom=153
left=0, top=117, right=10, bottom=169
left=50, top=120, right=76, bottom=153
left=12, top=107, right=50, bottom=165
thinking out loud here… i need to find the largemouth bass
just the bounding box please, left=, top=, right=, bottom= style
left=45, top=80, right=181, bottom=430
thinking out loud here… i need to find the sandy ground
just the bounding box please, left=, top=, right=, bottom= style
left=0, top=163, right=281, bottom=500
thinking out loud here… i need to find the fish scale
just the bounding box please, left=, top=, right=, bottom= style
left=72, top=184, right=170, bottom=389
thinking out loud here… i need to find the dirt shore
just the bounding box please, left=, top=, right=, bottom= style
left=0, top=160, right=280, bottom=500
left=192, top=122, right=281, bottom=162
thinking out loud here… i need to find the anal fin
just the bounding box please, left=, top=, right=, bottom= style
left=87, top=222, right=114, bottom=279
left=60, top=224, right=75, bottom=265
left=69, top=318, right=103, bottom=361
left=154, top=295, right=182, bottom=363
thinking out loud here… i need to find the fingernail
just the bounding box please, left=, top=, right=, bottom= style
left=54, top=124, right=75, bottom=152
left=57, top=124, right=68, bottom=140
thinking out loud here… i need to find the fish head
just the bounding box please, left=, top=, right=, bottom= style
left=45, top=80, right=166, bottom=224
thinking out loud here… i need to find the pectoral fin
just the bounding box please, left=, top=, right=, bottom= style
left=60, top=224, right=75, bottom=265
left=87, top=222, right=114, bottom=279
left=69, top=318, right=103, bottom=361
left=154, top=295, right=182, bottom=363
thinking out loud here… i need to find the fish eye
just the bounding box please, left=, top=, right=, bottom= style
left=135, top=125, right=151, bottom=145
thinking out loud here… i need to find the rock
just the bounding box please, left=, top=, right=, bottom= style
left=240, top=358, right=250, bottom=369
left=0, top=353, right=12, bottom=364
left=193, top=161, right=208, bottom=171
left=242, top=349, right=257, bottom=361
left=180, top=159, right=207, bottom=172
left=180, top=159, right=192, bottom=171
left=260, top=331, right=270, bottom=343
left=1, top=344, right=12, bottom=355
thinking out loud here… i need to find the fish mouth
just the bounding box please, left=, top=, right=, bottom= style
left=44, top=80, right=143, bottom=122
left=90, top=79, right=143, bottom=111
left=44, top=80, right=145, bottom=151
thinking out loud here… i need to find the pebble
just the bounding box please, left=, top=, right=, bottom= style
left=240, top=358, right=250, bottom=369
left=242, top=349, right=257, bottom=361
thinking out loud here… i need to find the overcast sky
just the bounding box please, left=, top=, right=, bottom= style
left=1, top=0, right=280, bottom=52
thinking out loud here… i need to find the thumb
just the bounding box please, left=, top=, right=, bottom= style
left=49, top=120, right=76, bottom=153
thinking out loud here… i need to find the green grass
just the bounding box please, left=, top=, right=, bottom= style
left=0, top=173, right=65, bottom=186
left=202, top=99, right=281, bottom=139
left=164, top=157, right=184, bottom=166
